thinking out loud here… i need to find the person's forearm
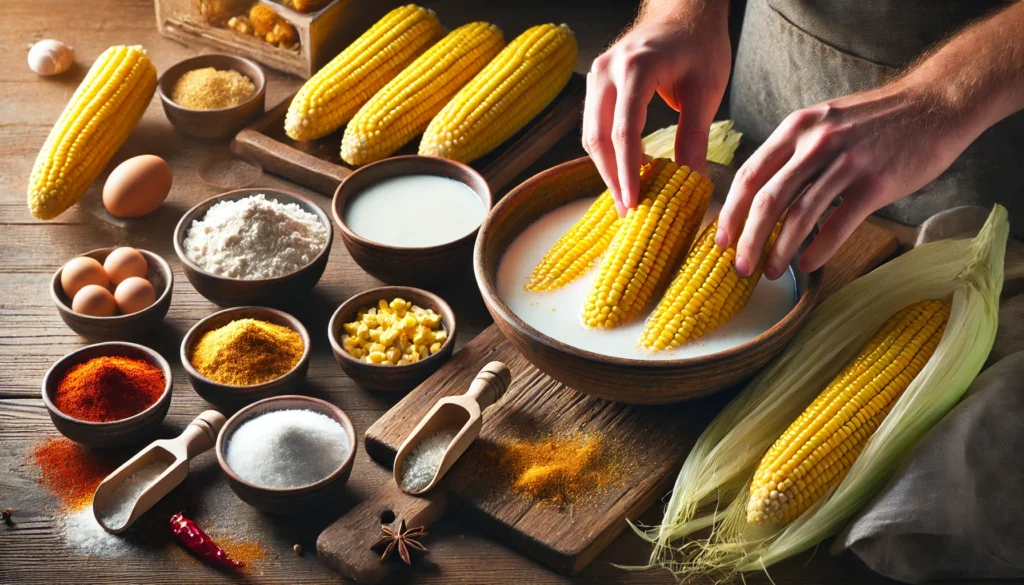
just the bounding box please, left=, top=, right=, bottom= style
left=899, top=1, right=1024, bottom=137
left=639, top=0, right=727, bottom=30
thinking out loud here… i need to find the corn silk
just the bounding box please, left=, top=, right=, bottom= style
left=630, top=205, right=1008, bottom=579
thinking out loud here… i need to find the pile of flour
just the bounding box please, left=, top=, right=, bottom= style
left=184, top=194, right=329, bottom=280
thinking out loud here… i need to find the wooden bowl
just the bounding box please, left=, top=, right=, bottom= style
left=173, top=188, right=333, bottom=306
left=474, top=156, right=823, bottom=404
left=41, top=342, right=173, bottom=447
left=181, top=306, right=311, bottom=408
left=157, top=54, right=266, bottom=140
left=216, top=395, right=357, bottom=514
left=331, top=155, right=492, bottom=286
left=51, top=248, right=173, bottom=340
left=328, top=286, right=457, bottom=392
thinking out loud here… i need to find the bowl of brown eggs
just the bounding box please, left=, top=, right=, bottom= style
left=51, top=247, right=173, bottom=339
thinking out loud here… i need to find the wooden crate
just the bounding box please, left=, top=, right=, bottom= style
left=154, top=0, right=401, bottom=78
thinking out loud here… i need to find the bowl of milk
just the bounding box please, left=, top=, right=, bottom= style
left=332, top=156, right=492, bottom=286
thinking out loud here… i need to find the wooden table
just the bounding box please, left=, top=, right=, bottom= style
left=0, top=1, right=962, bottom=583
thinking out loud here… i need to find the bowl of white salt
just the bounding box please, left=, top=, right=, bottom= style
left=216, top=395, right=356, bottom=514
left=174, top=188, right=333, bottom=307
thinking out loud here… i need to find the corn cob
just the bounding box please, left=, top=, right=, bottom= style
left=581, top=159, right=712, bottom=328
left=284, top=5, right=442, bottom=141
left=746, top=299, right=950, bottom=527
left=418, top=23, right=577, bottom=163
left=640, top=218, right=782, bottom=350
left=526, top=161, right=667, bottom=291
left=27, top=46, right=157, bottom=221
left=341, top=22, right=505, bottom=166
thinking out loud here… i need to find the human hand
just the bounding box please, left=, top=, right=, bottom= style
left=717, top=79, right=982, bottom=280
left=583, top=2, right=731, bottom=216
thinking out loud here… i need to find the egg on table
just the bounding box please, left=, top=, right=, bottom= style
left=72, top=284, right=117, bottom=317
left=104, top=247, right=148, bottom=286
left=60, top=256, right=109, bottom=298
left=102, top=155, right=173, bottom=218
left=114, top=277, right=156, bottom=315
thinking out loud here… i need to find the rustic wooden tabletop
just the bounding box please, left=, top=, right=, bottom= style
left=0, top=1, right=965, bottom=584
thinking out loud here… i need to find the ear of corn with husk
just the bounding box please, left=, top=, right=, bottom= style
left=633, top=205, right=1007, bottom=578
left=285, top=5, right=442, bottom=141
left=418, top=23, right=577, bottom=164
left=27, top=45, right=157, bottom=220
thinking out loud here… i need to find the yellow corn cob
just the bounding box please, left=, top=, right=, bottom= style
left=581, top=159, right=713, bottom=328
left=27, top=46, right=157, bottom=221
left=418, top=23, right=577, bottom=163
left=526, top=161, right=666, bottom=291
left=746, top=299, right=951, bottom=527
left=640, top=218, right=782, bottom=350
left=341, top=22, right=505, bottom=166
left=284, top=5, right=442, bottom=141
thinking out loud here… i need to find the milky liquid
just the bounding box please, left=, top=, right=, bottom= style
left=495, top=197, right=798, bottom=361
left=344, top=175, right=486, bottom=247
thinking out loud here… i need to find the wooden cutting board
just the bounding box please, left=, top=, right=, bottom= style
left=232, top=74, right=586, bottom=196
left=317, top=221, right=899, bottom=582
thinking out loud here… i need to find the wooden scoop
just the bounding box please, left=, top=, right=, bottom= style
left=393, top=361, right=511, bottom=495
left=93, top=410, right=225, bottom=533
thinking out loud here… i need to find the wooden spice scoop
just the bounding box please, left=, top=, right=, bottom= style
left=393, top=361, right=511, bottom=495
left=93, top=410, right=225, bottom=533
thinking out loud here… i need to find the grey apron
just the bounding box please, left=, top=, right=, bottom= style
left=730, top=0, right=1024, bottom=237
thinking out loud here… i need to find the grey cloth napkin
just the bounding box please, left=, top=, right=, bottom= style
left=833, top=350, right=1024, bottom=583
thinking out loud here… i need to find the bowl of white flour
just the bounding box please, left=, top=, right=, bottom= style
left=174, top=188, right=333, bottom=306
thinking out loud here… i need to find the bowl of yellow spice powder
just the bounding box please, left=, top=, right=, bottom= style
left=158, top=54, right=265, bottom=140
left=182, top=306, right=309, bottom=407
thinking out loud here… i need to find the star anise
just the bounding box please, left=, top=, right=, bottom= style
left=371, top=519, right=428, bottom=565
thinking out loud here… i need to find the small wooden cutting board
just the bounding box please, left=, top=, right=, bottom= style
left=317, top=220, right=898, bottom=582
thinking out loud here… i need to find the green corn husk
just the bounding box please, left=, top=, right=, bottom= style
left=642, top=120, right=743, bottom=166
left=634, top=205, right=1007, bottom=579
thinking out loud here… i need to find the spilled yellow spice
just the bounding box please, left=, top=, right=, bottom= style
left=481, top=431, right=626, bottom=507
left=190, top=318, right=303, bottom=386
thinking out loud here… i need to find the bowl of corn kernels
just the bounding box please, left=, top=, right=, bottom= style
left=328, top=286, right=457, bottom=392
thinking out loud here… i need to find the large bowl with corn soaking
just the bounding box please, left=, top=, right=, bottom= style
left=474, top=156, right=823, bottom=404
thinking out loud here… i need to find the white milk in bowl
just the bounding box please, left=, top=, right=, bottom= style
left=495, top=196, right=799, bottom=361
left=344, top=175, right=486, bottom=247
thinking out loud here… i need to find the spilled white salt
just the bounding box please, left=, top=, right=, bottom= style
left=400, top=428, right=458, bottom=492
left=225, top=409, right=350, bottom=489
left=95, top=461, right=170, bottom=529
left=60, top=506, right=134, bottom=557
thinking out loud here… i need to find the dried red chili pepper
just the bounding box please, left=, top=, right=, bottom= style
left=169, top=512, right=244, bottom=570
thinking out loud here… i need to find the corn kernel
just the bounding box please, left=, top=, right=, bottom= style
left=369, top=329, right=381, bottom=342
left=430, top=342, right=441, bottom=354
left=386, top=346, right=401, bottom=362
left=350, top=347, right=364, bottom=359
left=368, top=351, right=386, bottom=364
left=369, top=343, right=385, bottom=354
left=378, top=299, right=391, bottom=313
left=390, top=298, right=407, bottom=315
left=356, top=323, right=369, bottom=339
left=343, top=322, right=359, bottom=336
left=422, top=312, right=440, bottom=328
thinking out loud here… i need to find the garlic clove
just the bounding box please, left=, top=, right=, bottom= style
left=28, top=39, right=75, bottom=76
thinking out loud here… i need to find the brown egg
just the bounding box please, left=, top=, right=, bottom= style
left=102, top=155, right=173, bottom=218
left=114, top=277, right=156, bottom=315
left=60, top=256, right=109, bottom=298
left=104, top=247, right=148, bottom=286
left=72, top=284, right=117, bottom=317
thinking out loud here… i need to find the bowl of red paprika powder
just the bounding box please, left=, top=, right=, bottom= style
left=42, top=342, right=173, bottom=447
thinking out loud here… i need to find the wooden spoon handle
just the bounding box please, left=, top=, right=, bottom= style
left=317, top=482, right=448, bottom=583
left=464, top=361, right=511, bottom=410
left=175, top=410, right=226, bottom=460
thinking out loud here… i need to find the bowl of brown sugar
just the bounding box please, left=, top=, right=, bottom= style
left=181, top=306, right=311, bottom=408
left=158, top=54, right=266, bottom=140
